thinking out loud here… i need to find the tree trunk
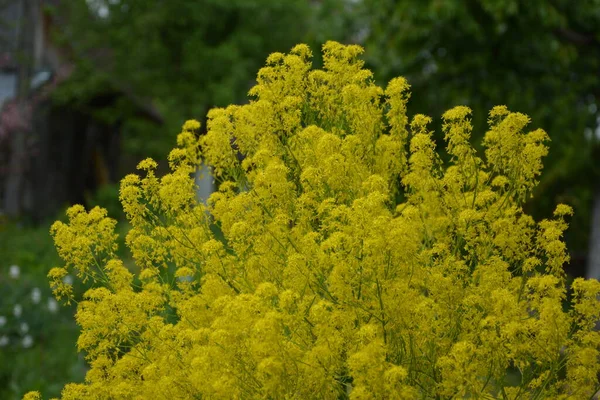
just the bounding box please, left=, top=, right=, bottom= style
left=4, top=0, right=34, bottom=218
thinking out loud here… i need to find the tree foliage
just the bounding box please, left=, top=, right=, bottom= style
left=52, top=0, right=348, bottom=157
left=26, top=42, right=600, bottom=399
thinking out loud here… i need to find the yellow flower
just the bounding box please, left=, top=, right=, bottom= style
left=35, top=41, right=600, bottom=400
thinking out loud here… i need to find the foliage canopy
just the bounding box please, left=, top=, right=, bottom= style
left=54, top=0, right=348, bottom=158
left=29, top=42, right=600, bottom=399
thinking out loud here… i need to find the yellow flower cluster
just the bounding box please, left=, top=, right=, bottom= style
left=31, top=42, right=600, bottom=399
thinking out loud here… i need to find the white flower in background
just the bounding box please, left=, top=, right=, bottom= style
left=22, top=335, right=33, bottom=348
left=47, top=298, right=58, bottom=314
left=0, top=335, right=8, bottom=347
left=9, top=264, right=20, bottom=279
left=0, top=315, right=6, bottom=327
left=13, top=304, right=22, bottom=318
left=31, top=287, right=42, bottom=304
left=20, top=322, right=29, bottom=334
left=62, top=275, right=74, bottom=285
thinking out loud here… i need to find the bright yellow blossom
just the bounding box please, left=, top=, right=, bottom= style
left=25, top=41, right=600, bottom=399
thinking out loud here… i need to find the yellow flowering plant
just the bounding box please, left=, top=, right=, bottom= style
left=28, top=42, right=600, bottom=399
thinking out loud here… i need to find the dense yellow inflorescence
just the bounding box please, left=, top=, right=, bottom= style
left=32, top=42, right=600, bottom=399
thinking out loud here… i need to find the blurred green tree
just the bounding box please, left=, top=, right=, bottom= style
left=360, top=0, right=600, bottom=275
left=52, top=0, right=352, bottom=158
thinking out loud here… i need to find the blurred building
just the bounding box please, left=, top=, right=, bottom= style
left=0, top=0, right=162, bottom=221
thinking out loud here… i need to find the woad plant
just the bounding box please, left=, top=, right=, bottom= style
left=26, top=42, right=600, bottom=399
